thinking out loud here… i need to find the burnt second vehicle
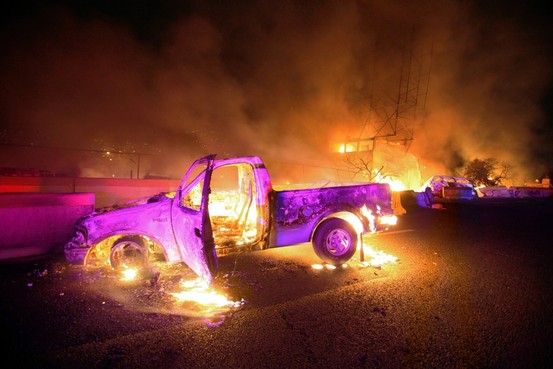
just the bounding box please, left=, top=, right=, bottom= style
left=416, top=175, right=478, bottom=207
left=65, top=155, right=397, bottom=283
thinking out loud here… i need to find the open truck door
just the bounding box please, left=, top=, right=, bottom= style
left=171, top=154, right=218, bottom=284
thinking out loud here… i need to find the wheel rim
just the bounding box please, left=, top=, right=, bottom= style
left=324, top=228, right=352, bottom=256
left=110, top=241, right=145, bottom=269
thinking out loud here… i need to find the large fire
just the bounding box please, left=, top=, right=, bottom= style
left=374, top=170, right=407, bottom=191
left=337, top=143, right=358, bottom=153
left=334, top=142, right=412, bottom=191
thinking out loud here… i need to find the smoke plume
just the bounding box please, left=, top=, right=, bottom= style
left=1, top=0, right=551, bottom=185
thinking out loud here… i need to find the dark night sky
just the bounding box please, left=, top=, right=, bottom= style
left=1, top=0, right=553, bottom=183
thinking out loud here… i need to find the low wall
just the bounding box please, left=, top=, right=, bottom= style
left=510, top=186, right=553, bottom=198
left=75, top=177, right=181, bottom=208
left=0, top=176, right=181, bottom=261
left=479, top=186, right=553, bottom=198
left=0, top=193, right=95, bottom=261
left=0, top=176, right=181, bottom=208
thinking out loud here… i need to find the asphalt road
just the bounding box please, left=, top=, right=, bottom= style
left=1, top=195, right=553, bottom=369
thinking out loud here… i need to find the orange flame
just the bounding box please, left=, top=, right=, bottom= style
left=360, top=245, right=398, bottom=266
left=380, top=214, right=398, bottom=226
left=361, top=204, right=397, bottom=230
left=361, top=205, right=376, bottom=232
left=311, top=263, right=349, bottom=270
left=170, top=278, right=243, bottom=310
left=374, top=170, right=407, bottom=191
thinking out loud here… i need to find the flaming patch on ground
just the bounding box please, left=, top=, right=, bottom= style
left=170, top=277, right=245, bottom=327
left=311, top=244, right=397, bottom=270
left=359, top=245, right=398, bottom=266
left=80, top=262, right=246, bottom=326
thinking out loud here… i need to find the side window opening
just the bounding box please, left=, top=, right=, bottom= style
left=180, top=162, right=207, bottom=211
left=181, top=178, right=204, bottom=211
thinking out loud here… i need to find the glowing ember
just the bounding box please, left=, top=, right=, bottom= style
left=312, top=264, right=324, bottom=270
left=120, top=267, right=139, bottom=281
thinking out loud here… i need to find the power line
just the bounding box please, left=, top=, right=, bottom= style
left=0, top=142, right=155, bottom=156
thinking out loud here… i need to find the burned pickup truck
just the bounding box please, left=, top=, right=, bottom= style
left=65, top=155, right=397, bottom=283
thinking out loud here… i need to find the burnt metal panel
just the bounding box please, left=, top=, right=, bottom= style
left=274, top=183, right=393, bottom=227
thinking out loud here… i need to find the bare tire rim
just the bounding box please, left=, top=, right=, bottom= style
left=110, top=241, right=145, bottom=269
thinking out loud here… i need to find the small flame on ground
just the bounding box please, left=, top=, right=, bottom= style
left=311, top=246, right=396, bottom=271
left=361, top=245, right=398, bottom=266
left=311, top=263, right=348, bottom=270
left=171, top=278, right=243, bottom=310
left=120, top=267, right=139, bottom=281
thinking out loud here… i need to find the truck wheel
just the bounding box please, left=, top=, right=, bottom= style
left=110, top=238, right=147, bottom=269
left=313, top=218, right=358, bottom=265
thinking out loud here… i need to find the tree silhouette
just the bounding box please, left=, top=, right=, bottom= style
left=344, top=155, right=384, bottom=182
left=463, top=158, right=513, bottom=187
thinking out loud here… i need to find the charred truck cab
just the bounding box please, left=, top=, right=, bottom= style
left=65, top=155, right=397, bottom=283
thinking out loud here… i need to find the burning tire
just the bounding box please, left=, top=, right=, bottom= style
left=109, top=237, right=148, bottom=269
left=313, top=218, right=358, bottom=265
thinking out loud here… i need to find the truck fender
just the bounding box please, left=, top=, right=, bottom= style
left=84, top=233, right=168, bottom=269
left=312, top=211, right=364, bottom=240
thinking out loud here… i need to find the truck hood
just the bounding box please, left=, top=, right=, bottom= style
left=78, top=193, right=176, bottom=244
